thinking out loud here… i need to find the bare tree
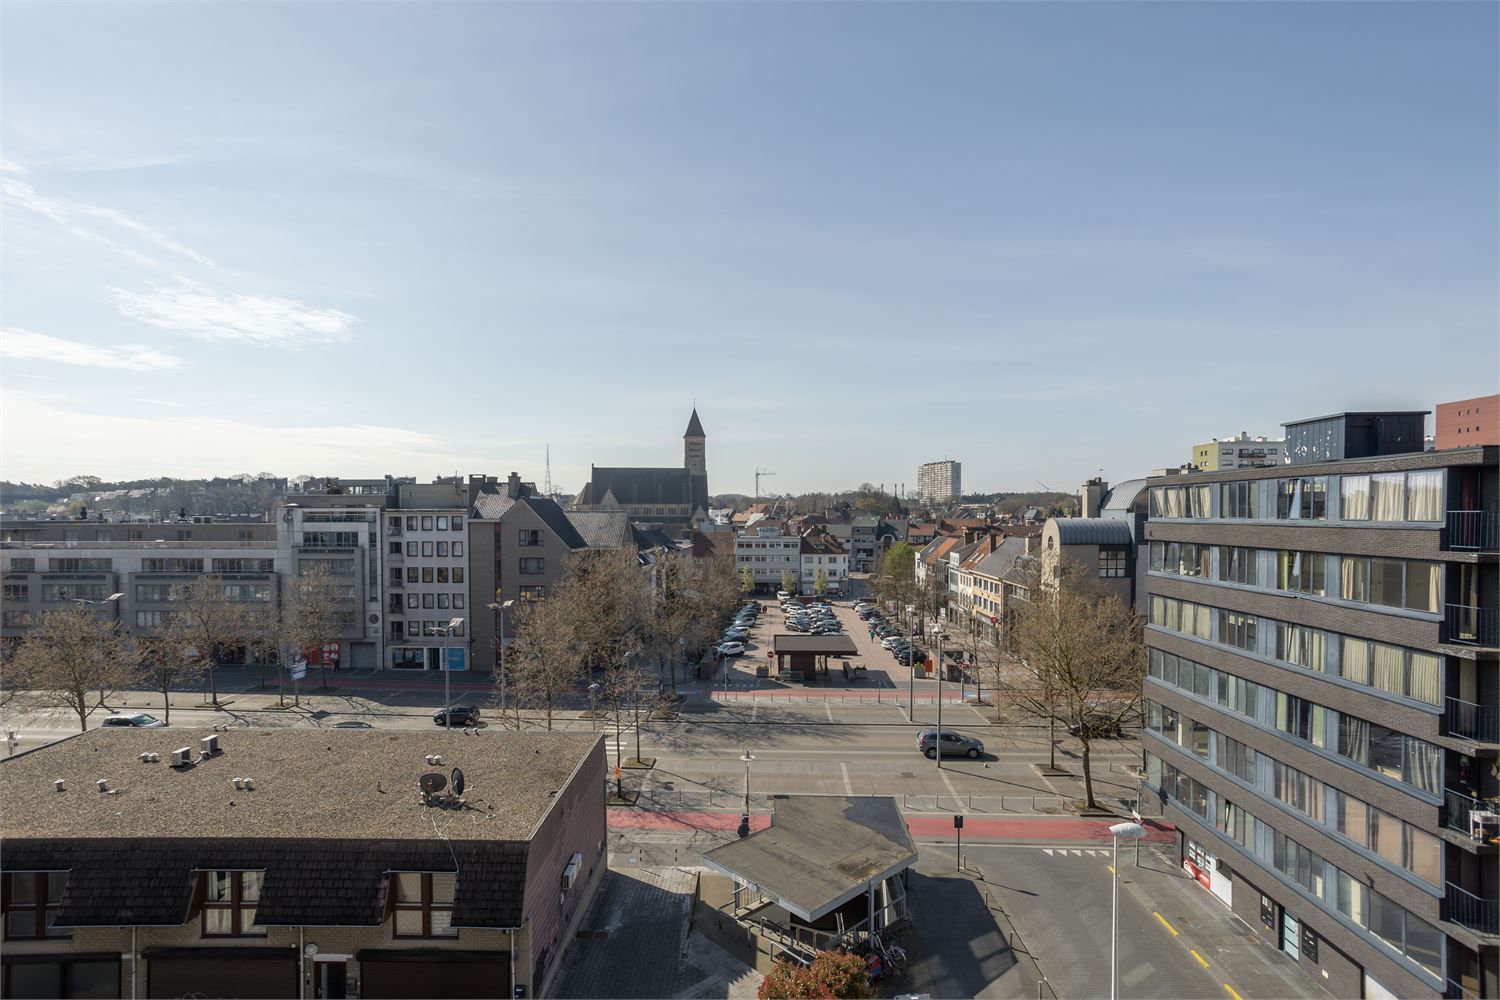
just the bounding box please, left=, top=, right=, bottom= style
left=996, top=560, right=1144, bottom=810
left=131, top=630, right=200, bottom=726
left=505, top=597, right=581, bottom=731
left=159, top=575, right=259, bottom=707
left=277, top=563, right=345, bottom=698
left=8, top=607, right=131, bottom=731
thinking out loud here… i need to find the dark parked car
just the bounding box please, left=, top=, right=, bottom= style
left=434, top=705, right=481, bottom=727
left=1068, top=714, right=1123, bottom=738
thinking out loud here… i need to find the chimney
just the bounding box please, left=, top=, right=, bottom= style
left=507, top=472, right=522, bottom=499
left=1080, top=478, right=1108, bottom=519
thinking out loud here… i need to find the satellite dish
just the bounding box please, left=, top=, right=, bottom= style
left=419, top=772, right=447, bottom=795
left=451, top=767, right=465, bottom=797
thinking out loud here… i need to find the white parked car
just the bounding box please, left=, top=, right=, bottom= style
left=776, top=590, right=793, bottom=600
left=717, top=641, right=746, bottom=657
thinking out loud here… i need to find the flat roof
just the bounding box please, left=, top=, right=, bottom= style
left=1, top=729, right=599, bottom=843
left=771, top=634, right=859, bottom=655
left=702, top=796, right=916, bottom=921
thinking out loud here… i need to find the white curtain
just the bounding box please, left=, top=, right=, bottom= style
left=1340, top=475, right=1370, bottom=520
left=1370, top=474, right=1405, bottom=522
left=1371, top=643, right=1404, bottom=695
left=1405, top=471, right=1443, bottom=522
left=1341, top=637, right=1371, bottom=684
left=1407, top=653, right=1441, bottom=705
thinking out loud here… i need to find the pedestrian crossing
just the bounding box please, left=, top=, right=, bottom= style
left=1041, top=848, right=1111, bottom=857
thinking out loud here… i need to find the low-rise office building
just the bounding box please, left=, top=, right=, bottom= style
left=735, top=524, right=800, bottom=594
left=385, top=481, right=472, bottom=671
left=0, top=729, right=606, bottom=999
left=1141, top=412, right=1497, bottom=1000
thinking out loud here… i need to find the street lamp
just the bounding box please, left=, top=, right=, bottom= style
left=1108, top=821, right=1148, bottom=1000
left=737, top=749, right=755, bottom=839
left=431, top=617, right=465, bottom=730
left=73, top=593, right=124, bottom=710
left=934, top=630, right=945, bottom=770
left=486, top=599, right=516, bottom=720
left=587, top=682, right=601, bottom=732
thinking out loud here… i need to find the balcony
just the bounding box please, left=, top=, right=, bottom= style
left=1445, top=604, right=1498, bottom=647
left=1447, top=510, right=1498, bottom=551
left=1444, top=787, right=1500, bottom=841
left=1446, top=697, right=1499, bottom=744
left=1445, top=882, right=1499, bottom=936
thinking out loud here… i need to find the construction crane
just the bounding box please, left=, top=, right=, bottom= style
left=754, top=468, right=775, bottom=506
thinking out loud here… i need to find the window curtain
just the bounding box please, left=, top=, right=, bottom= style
left=1407, top=653, right=1441, bottom=706
left=1404, top=561, right=1441, bottom=613
left=1372, top=643, right=1404, bottom=695
left=1340, top=476, right=1371, bottom=519
left=1341, top=637, right=1371, bottom=684
left=1370, top=473, right=1405, bottom=521
left=1405, top=739, right=1441, bottom=795
left=1340, top=557, right=1367, bottom=602
left=1406, top=471, right=1443, bottom=522
left=1340, top=716, right=1370, bottom=764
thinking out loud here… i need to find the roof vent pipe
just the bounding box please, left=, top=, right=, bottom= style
left=97, top=778, right=109, bottom=793
left=54, top=779, right=66, bottom=793
left=243, top=777, right=254, bottom=790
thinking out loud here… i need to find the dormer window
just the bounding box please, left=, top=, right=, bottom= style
left=200, top=870, right=265, bottom=937
left=392, top=873, right=457, bottom=938
left=2, top=872, right=66, bottom=939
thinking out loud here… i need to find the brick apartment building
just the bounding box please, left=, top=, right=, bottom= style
left=1142, top=411, right=1497, bottom=999
left=1, top=730, right=606, bottom=999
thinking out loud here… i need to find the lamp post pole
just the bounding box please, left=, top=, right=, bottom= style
left=73, top=593, right=124, bottom=710
left=487, top=600, right=515, bottom=725
left=1108, top=822, right=1148, bottom=1000
left=738, top=749, right=754, bottom=839
left=434, top=617, right=465, bottom=730
left=935, top=631, right=945, bottom=770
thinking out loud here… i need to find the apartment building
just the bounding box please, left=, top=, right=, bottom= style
left=0, top=728, right=606, bottom=999
left=916, top=460, right=961, bottom=508
left=1, top=518, right=280, bottom=654
left=276, top=481, right=391, bottom=671
left=1191, top=433, right=1286, bottom=472
left=798, top=529, right=848, bottom=595
left=1437, top=395, right=1500, bottom=451
left=1141, top=411, right=1497, bottom=1000
left=384, top=481, right=472, bottom=671
left=735, top=524, right=800, bottom=594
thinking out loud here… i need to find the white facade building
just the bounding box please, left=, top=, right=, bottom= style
left=916, top=460, right=962, bottom=507
left=734, top=525, right=800, bottom=594
left=383, top=481, right=472, bottom=671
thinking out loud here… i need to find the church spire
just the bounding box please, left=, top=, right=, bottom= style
left=683, top=407, right=705, bottom=439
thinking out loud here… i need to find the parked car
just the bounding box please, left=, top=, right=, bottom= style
left=100, top=713, right=165, bottom=729
left=881, top=636, right=906, bottom=649
left=916, top=728, right=985, bottom=759
left=785, top=622, right=808, bottom=632
left=776, top=590, right=793, bottom=600
left=1068, top=714, right=1123, bottom=738
left=434, top=705, right=481, bottom=727
left=717, top=641, right=746, bottom=657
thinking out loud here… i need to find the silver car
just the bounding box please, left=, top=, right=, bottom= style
left=916, top=728, right=984, bottom=759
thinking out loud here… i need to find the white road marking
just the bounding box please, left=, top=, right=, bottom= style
left=1044, top=849, right=1055, bottom=856
left=840, top=762, right=854, bottom=795
left=825, top=705, right=834, bottom=722
left=938, top=767, right=965, bottom=812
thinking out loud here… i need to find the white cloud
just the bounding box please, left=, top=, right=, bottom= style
left=0, top=174, right=212, bottom=268
left=109, top=282, right=357, bottom=346
left=0, top=393, right=489, bottom=483
left=1, top=327, right=183, bottom=371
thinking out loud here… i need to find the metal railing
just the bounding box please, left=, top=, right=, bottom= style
left=1445, top=881, right=1499, bottom=936
left=1442, top=787, right=1488, bottom=837
left=1445, top=697, right=1500, bottom=744
left=1445, top=604, right=1498, bottom=647
left=1447, top=510, right=1498, bottom=551
left=1, top=539, right=275, bottom=550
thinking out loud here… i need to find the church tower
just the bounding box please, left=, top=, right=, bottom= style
left=683, top=408, right=708, bottom=512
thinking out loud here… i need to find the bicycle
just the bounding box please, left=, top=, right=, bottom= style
left=871, top=931, right=907, bottom=974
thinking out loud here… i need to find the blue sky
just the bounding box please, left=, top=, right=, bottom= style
left=3, top=2, right=1495, bottom=497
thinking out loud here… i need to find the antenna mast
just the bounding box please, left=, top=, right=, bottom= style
left=545, top=445, right=553, bottom=497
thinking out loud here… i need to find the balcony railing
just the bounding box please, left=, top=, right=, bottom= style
left=1446, top=697, right=1500, bottom=744
left=1447, top=510, right=1498, bottom=551
left=1444, top=787, right=1500, bottom=839
left=1445, top=604, right=1498, bottom=647
left=1445, top=882, right=1500, bottom=936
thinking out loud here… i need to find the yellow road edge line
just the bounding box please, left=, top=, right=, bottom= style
left=1153, top=911, right=1179, bottom=937
left=1190, top=948, right=1211, bottom=969
left=1223, top=985, right=1243, bottom=1000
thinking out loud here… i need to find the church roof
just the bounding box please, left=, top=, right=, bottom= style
left=583, top=467, right=693, bottom=506
left=683, top=408, right=706, bottom=438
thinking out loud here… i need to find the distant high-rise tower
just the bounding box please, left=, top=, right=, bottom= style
left=684, top=408, right=708, bottom=512
left=916, top=460, right=961, bottom=507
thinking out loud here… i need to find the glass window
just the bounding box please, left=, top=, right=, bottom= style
left=1405, top=827, right=1441, bottom=886
left=1340, top=557, right=1368, bottom=602
left=1337, top=794, right=1369, bottom=847
left=1369, top=474, right=1406, bottom=522
left=1371, top=642, right=1404, bottom=695
left=1406, top=652, right=1441, bottom=706
left=1336, top=870, right=1368, bottom=925
left=421, top=541, right=433, bottom=557
left=1369, top=892, right=1405, bottom=952
left=1369, top=727, right=1404, bottom=780
left=453, top=541, right=464, bottom=557
left=392, top=872, right=458, bottom=938
left=1340, top=475, right=1371, bottom=520
left=1340, top=637, right=1371, bottom=684
left=421, top=567, right=434, bottom=584
left=1371, top=809, right=1404, bottom=867
left=406, top=516, right=418, bottom=530
left=1405, top=471, right=1443, bottom=522
left=1370, top=559, right=1405, bottom=608
left=1403, top=912, right=1443, bottom=978
left=1404, top=561, right=1439, bottom=613
left=436, top=516, right=448, bottom=530
left=421, top=516, right=433, bottom=530
left=436, top=567, right=449, bottom=584
left=200, top=871, right=264, bottom=937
